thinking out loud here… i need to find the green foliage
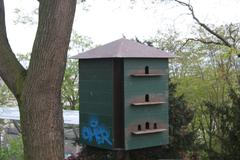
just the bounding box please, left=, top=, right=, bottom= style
left=221, top=88, right=240, bottom=159
left=193, top=89, right=240, bottom=160
left=69, top=31, right=93, bottom=53
left=0, top=82, right=16, bottom=106
left=0, top=136, right=24, bottom=160
left=62, top=59, right=79, bottom=110
left=168, top=83, right=195, bottom=156
left=171, top=25, right=240, bottom=159
left=13, top=8, right=38, bottom=25
left=62, top=32, right=93, bottom=110
left=144, top=23, right=240, bottom=159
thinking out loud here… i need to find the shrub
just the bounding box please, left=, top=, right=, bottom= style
left=0, top=136, right=24, bottom=160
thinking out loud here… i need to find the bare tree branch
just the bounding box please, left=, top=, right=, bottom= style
left=174, top=0, right=233, bottom=48
left=227, top=24, right=240, bottom=48
left=178, top=38, right=223, bottom=52
left=189, top=38, right=223, bottom=45
left=0, top=0, right=26, bottom=100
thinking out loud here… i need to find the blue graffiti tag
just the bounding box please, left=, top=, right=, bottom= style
left=81, top=118, right=112, bottom=146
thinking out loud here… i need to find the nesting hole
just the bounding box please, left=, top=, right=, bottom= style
left=145, top=122, right=150, bottom=129
left=138, top=125, right=141, bottom=131
left=154, top=123, right=157, bottom=129
left=145, top=66, right=149, bottom=74
left=145, top=94, right=150, bottom=102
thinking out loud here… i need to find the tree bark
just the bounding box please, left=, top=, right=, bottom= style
left=0, top=0, right=76, bottom=160
left=0, top=0, right=26, bottom=100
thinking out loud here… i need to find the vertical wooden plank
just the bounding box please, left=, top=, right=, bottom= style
left=124, top=58, right=169, bottom=150
left=113, top=58, right=125, bottom=149
left=79, top=59, right=114, bottom=150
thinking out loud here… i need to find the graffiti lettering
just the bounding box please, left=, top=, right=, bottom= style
left=81, top=118, right=112, bottom=146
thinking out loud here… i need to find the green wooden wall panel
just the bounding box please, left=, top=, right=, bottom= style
left=79, top=70, right=112, bottom=81
left=79, top=59, right=113, bottom=81
left=124, top=106, right=169, bottom=124
left=79, top=58, right=170, bottom=150
left=80, top=91, right=113, bottom=104
left=80, top=103, right=113, bottom=116
left=80, top=80, right=113, bottom=92
left=80, top=113, right=113, bottom=149
left=125, top=92, right=168, bottom=104
left=123, top=59, right=168, bottom=69
left=123, top=58, right=169, bottom=150
left=79, top=59, right=113, bottom=69
left=80, top=113, right=113, bottom=128
left=124, top=78, right=168, bottom=93
left=79, top=59, right=114, bottom=150
left=125, top=131, right=169, bottom=150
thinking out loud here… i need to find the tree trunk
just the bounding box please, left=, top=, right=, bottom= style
left=0, top=0, right=76, bottom=159
left=19, top=92, right=64, bottom=160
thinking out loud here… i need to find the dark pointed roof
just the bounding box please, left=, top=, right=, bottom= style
left=71, top=38, right=174, bottom=59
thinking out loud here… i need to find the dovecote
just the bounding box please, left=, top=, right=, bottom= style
left=72, top=38, right=174, bottom=150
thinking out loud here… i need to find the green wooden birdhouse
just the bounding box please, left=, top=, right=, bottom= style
left=71, top=38, right=174, bottom=150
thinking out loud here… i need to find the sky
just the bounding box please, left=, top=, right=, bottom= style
left=4, top=0, right=240, bottom=54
